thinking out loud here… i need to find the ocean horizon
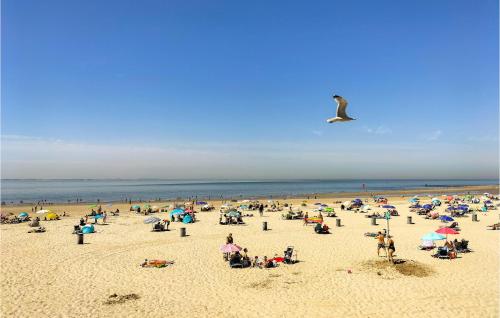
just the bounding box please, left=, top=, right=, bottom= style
left=1, top=178, right=497, bottom=204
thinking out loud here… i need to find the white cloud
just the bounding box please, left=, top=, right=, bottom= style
left=424, top=130, right=442, bottom=141
left=363, top=125, right=392, bottom=135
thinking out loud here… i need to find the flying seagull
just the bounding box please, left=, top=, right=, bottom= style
left=327, top=95, right=356, bottom=123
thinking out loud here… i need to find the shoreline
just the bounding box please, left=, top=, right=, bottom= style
left=2, top=184, right=498, bottom=209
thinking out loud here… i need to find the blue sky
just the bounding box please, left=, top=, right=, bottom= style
left=2, top=0, right=499, bottom=179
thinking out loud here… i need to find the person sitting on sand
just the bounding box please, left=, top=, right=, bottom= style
left=229, top=251, right=242, bottom=266
left=314, top=223, right=323, bottom=233
left=252, top=256, right=260, bottom=268
left=387, top=237, right=395, bottom=263
left=322, top=224, right=329, bottom=233
left=376, top=232, right=386, bottom=257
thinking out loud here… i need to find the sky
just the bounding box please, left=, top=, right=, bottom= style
left=1, top=0, right=499, bottom=179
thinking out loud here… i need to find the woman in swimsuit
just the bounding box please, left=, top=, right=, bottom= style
left=387, top=237, right=395, bottom=262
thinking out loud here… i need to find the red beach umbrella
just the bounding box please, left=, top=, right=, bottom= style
left=435, top=227, right=459, bottom=240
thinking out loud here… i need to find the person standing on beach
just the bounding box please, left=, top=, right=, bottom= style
left=259, top=204, right=264, bottom=217
left=376, top=232, right=386, bottom=257
left=226, top=233, right=233, bottom=244
left=387, top=237, right=395, bottom=262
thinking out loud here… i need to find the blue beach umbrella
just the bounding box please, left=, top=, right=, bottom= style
left=19, top=212, right=29, bottom=218
left=422, top=204, right=433, bottom=210
left=421, top=232, right=446, bottom=241
left=381, top=205, right=395, bottom=209
left=440, top=215, right=454, bottom=222
left=169, top=209, right=185, bottom=217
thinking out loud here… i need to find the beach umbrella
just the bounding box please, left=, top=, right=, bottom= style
left=220, top=243, right=242, bottom=253
left=439, top=215, right=454, bottom=222
left=196, top=201, right=207, bottom=205
left=170, top=208, right=185, bottom=216
left=409, top=198, right=419, bottom=203
left=381, top=205, right=395, bottom=209
left=19, top=212, right=29, bottom=218
left=435, top=227, right=459, bottom=240
left=36, top=209, right=51, bottom=214
left=361, top=205, right=371, bottom=212
left=324, top=207, right=334, bottom=212
left=422, top=204, right=433, bottom=210
left=131, top=205, right=141, bottom=209
left=144, top=216, right=161, bottom=224
left=421, top=232, right=446, bottom=241
left=94, top=214, right=103, bottom=219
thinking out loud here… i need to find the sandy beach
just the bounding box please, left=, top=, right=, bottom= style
left=1, top=185, right=499, bottom=317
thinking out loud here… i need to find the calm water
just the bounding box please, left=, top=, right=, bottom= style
left=1, top=179, right=497, bottom=204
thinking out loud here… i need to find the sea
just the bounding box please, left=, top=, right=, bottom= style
left=1, top=179, right=497, bottom=204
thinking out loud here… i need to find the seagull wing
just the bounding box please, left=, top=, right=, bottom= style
left=334, top=95, right=349, bottom=118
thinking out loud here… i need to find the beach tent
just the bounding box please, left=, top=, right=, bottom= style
left=46, top=213, right=59, bottom=220
left=182, top=214, right=193, bottom=224
left=131, top=205, right=141, bottom=211
left=19, top=212, right=29, bottom=218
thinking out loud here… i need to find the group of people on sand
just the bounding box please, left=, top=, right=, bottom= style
left=225, top=233, right=281, bottom=269
left=375, top=231, right=396, bottom=262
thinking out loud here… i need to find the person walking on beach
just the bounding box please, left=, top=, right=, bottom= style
left=259, top=204, right=264, bottom=217
left=376, top=231, right=386, bottom=257
left=387, top=237, right=395, bottom=263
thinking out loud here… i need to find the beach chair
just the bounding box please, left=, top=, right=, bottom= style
left=229, top=260, right=243, bottom=268
left=433, top=247, right=450, bottom=259
left=456, top=240, right=471, bottom=253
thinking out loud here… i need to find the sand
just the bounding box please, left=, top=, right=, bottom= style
left=1, top=188, right=499, bottom=317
